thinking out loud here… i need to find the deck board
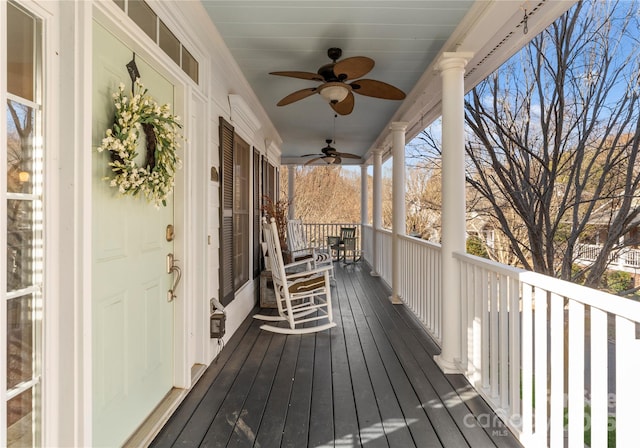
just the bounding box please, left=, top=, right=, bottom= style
left=328, top=282, right=360, bottom=447
left=252, top=333, right=301, bottom=448
left=341, top=270, right=419, bottom=447
left=199, top=331, right=272, bottom=446
left=307, top=331, right=333, bottom=447
left=149, top=314, right=255, bottom=447
left=150, top=262, right=523, bottom=448
left=226, top=333, right=286, bottom=447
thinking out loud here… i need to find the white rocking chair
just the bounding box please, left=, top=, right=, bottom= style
left=286, top=219, right=334, bottom=279
left=254, top=217, right=336, bottom=334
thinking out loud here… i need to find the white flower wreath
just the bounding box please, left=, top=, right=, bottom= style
left=97, top=78, right=182, bottom=207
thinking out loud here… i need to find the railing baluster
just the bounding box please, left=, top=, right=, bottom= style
left=521, top=283, right=533, bottom=441
left=490, top=271, right=499, bottom=398
left=473, top=264, right=482, bottom=382
left=616, top=315, right=640, bottom=447
left=508, top=276, right=521, bottom=430
left=567, top=300, right=584, bottom=447
left=499, top=274, right=509, bottom=408
left=534, top=286, right=548, bottom=444
left=481, top=267, right=490, bottom=390
left=590, top=307, right=607, bottom=448
left=549, top=292, right=564, bottom=447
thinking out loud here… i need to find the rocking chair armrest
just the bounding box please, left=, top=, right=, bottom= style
left=290, top=246, right=316, bottom=254
left=283, top=258, right=315, bottom=270
left=289, top=247, right=319, bottom=261
left=285, top=264, right=332, bottom=280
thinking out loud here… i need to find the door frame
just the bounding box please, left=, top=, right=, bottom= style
left=33, top=1, right=210, bottom=444
left=86, top=0, right=206, bottom=439
left=91, top=0, right=195, bottom=383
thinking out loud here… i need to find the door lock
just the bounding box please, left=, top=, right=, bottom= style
left=166, top=224, right=175, bottom=242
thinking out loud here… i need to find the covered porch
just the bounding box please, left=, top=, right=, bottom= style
left=150, top=262, right=520, bottom=447
left=7, top=1, right=640, bottom=447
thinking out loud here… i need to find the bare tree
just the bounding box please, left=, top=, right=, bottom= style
left=406, top=161, right=442, bottom=241
left=284, top=166, right=361, bottom=224
left=464, top=0, right=640, bottom=287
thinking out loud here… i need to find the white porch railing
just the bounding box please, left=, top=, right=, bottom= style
left=300, top=222, right=362, bottom=252
left=362, top=225, right=443, bottom=344
left=456, top=251, right=640, bottom=447
left=398, top=234, right=443, bottom=343
left=303, top=223, right=640, bottom=447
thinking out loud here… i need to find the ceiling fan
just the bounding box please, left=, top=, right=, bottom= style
left=270, top=47, right=406, bottom=115
left=302, top=139, right=361, bottom=165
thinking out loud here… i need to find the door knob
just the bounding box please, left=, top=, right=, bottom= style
left=166, top=253, right=182, bottom=302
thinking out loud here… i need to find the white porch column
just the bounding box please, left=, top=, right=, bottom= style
left=434, top=51, right=473, bottom=373
left=371, top=150, right=382, bottom=277
left=287, top=166, right=295, bottom=220
left=360, top=164, right=368, bottom=226
left=390, top=122, right=408, bottom=304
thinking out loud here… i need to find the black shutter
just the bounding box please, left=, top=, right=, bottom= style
left=219, top=117, right=235, bottom=306
left=253, top=149, right=261, bottom=278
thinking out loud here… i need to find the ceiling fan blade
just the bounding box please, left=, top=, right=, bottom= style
left=333, top=156, right=342, bottom=164
left=269, top=71, right=324, bottom=82
left=330, top=92, right=355, bottom=115
left=350, top=79, right=406, bottom=100
left=276, top=88, right=318, bottom=106
left=300, top=153, right=322, bottom=157
left=304, top=157, right=324, bottom=166
left=333, top=56, right=374, bottom=80
left=336, top=152, right=361, bottom=159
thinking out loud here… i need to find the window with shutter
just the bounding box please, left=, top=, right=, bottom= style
left=219, top=118, right=235, bottom=305
left=218, top=118, right=253, bottom=304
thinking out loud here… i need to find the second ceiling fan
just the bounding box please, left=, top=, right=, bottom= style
left=303, top=139, right=361, bottom=165
left=270, top=47, right=406, bottom=115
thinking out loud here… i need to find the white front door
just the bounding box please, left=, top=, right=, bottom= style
left=92, top=22, right=177, bottom=446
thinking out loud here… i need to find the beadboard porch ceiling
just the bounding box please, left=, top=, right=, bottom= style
left=201, top=0, right=575, bottom=165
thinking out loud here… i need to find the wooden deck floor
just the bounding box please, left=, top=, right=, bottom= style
left=150, top=262, right=522, bottom=448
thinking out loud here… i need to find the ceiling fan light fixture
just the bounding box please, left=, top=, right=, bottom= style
left=318, top=82, right=350, bottom=104
left=324, top=156, right=336, bottom=164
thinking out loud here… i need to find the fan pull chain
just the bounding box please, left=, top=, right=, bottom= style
left=332, top=113, right=337, bottom=144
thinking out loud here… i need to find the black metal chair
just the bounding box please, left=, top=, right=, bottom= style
left=329, top=227, right=356, bottom=262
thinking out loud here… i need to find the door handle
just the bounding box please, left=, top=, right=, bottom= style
left=166, top=253, right=182, bottom=302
